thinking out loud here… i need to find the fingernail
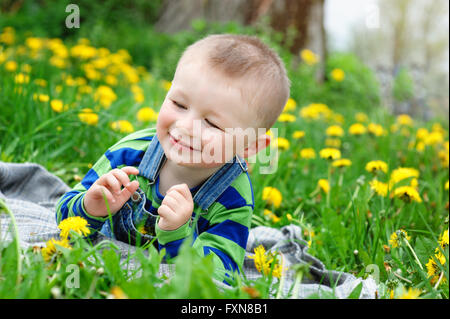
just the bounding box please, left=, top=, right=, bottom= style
left=126, top=182, right=131, bottom=187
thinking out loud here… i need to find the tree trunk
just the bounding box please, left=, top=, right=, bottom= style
left=154, top=0, right=327, bottom=80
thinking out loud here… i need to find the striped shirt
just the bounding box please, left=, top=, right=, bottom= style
left=55, top=127, right=254, bottom=283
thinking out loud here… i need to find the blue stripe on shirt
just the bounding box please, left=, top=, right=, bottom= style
left=206, top=219, right=249, bottom=249
left=203, top=246, right=239, bottom=273
left=81, top=168, right=99, bottom=190
left=105, top=148, right=145, bottom=169
left=57, top=190, right=81, bottom=221
left=159, top=237, right=185, bottom=258
left=216, top=186, right=249, bottom=210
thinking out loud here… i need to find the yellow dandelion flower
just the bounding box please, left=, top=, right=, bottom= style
left=426, top=257, right=446, bottom=286
left=111, top=120, right=134, bottom=133
left=137, top=107, right=158, bottom=122
left=50, top=99, right=64, bottom=113
left=272, top=137, right=290, bottom=150
left=262, top=187, right=282, bottom=208
left=0, top=27, right=15, bottom=45
left=270, top=214, right=281, bottom=223
left=392, top=186, right=422, bottom=203
left=355, top=112, right=368, bottom=123
left=78, top=108, right=98, bottom=126
left=439, top=229, right=449, bottom=249
left=58, top=216, right=91, bottom=239
left=4, top=60, right=18, bottom=72
left=349, top=123, right=366, bottom=135
left=300, top=148, right=316, bottom=159
left=41, top=238, right=71, bottom=262
left=263, top=209, right=272, bottom=216
left=300, top=49, right=319, bottom=66
left=396, top=114, right=413, bottom=126
left=445, top=180, right=449, bottom=191
left=318, top=179, right=330, bottom=194
left=365, top=160, right=388, bottom=174
left=416, top=128, right=429, bottom=140
left=283, top=98, right=297, bottom=112
left=330, top=68, right=345, bottom=82
left=248, top=245, right=282, bottom=278
left=325, top=138, right=341, bottom=148
left=33, top=93, right=50, bottom=103
left=326, top=125, right=344, bottom=137
left=34, top=78, right=47, bottom=87
left=438, top=149, right=449, bottom=168
left=389, top=230, right=411, bottom=248
left=109, top=286, right=128, bottom=299
left=277, top=113, right=296, bottom=123
left=397, top=287, right=421, bottom=299
left=424, top=131, right=444, bottom=146
left=369, top=179, right=388, bottom=197
left=416, top=141, right=425, bottom=152
left=332, top=158, right=352, bottom=168
left=292, top=130, right=305, bottom=139
left=389, top=167, right=420, bottom=186
left=299, top=103, right=331, bottom=120
left=94, top=85, right=117, bottom=108
left=367, top=123, right=385, bottom=137
left=14, top=73, right=30, bottom=84
left=319, top=148, right=341, bottom=160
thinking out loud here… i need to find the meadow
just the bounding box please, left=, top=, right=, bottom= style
left=0, top=25, right=448, bottom=299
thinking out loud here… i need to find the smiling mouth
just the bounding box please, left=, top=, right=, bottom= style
left=169, top=133, right=198, bottom=151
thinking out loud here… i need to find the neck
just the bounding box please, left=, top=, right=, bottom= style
left=159, top=157, right=223, bottom=190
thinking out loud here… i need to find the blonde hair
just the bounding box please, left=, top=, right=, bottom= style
left=176, top=34, right=291, bottom=130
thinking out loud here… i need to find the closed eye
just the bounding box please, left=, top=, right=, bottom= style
left=206, top=119, right=221, bottom=130
left=172, top=100, right=187, bottom=109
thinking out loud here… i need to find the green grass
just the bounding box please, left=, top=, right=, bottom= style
left=0, top=27, right=449, bottom=299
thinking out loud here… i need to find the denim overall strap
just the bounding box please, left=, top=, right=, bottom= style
left=193, top=155, right=248, bottom=212
left=137, top=135, right=166, bottom=185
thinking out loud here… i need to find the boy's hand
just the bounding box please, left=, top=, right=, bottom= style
left=157, top=184, right=194, bottom=231
left=83, top=167, right=140, bottom=217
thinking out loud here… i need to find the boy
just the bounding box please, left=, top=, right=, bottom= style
left=56, top=34, right=290, bottom=283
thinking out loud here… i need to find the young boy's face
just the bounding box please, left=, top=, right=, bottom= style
left=156, top=57, right=263, bottom=169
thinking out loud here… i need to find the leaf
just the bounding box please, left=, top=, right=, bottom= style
left=347, top=282, right=363, bottom=299
left=414, top=236, right=436, bottom=265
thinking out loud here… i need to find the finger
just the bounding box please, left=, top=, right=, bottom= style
left=97, top=185, right=116, bottom=204
left=169, top=183, right=193, bottom=200
left=117, top=180, right=140, bottom=201
left=161, top=195, right=178, bottom=212
left=111, top=169, right=132, bottom=188
left=103, top=173, right=122, bottom=195
left=120, top=166, right=139, bottom=176
left=157, top=204, right=174, bottom=219
left=166, top=188, right=185, bottom=204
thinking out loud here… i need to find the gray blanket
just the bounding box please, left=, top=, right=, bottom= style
left=0, top=161, right=378, bottom=298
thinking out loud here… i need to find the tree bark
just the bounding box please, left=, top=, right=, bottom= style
left=154, top=0, right=327, bottom=80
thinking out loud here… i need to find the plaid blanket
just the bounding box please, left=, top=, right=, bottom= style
left=0, top=161, right=378, bottom=298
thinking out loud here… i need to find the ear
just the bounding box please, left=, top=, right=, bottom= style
left=240, top=133, right=271, bottom=158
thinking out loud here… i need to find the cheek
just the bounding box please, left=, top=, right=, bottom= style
left=157, top=104, right=176, bottom=130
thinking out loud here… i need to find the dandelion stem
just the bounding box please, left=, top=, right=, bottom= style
left=0, top=198, right=22, bottom=286
left=276, top=256, right=285, bottom=299
left=392, top=271, right=412, bottom=284
left=326, top=164, right=332, bottom=208
left=434, top=271, right=444, bottom=289
left=291, top=272, right=303, bottom=299
left=402, top=237, right=424, bottom=270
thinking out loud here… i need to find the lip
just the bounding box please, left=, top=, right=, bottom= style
left=169, top=133, right=198, bottom=151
